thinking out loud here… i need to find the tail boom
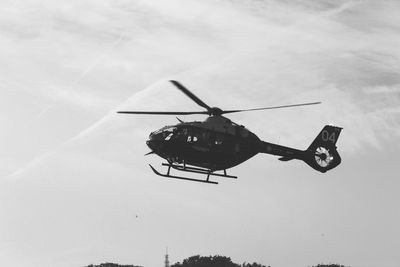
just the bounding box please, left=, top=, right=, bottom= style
left=259, top=125, right=342, bottom=173
left=259, top=141, right=305, bottom=161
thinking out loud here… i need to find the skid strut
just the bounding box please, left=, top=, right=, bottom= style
left=149, top=163, right=237, bottom=184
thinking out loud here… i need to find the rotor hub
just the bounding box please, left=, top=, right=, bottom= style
left=210, top=107, right=223, bottom=116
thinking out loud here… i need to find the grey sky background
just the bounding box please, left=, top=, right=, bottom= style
left=0, top=0, right=399, bottom=266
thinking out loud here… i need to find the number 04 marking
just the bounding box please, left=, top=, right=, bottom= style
left=322, top=130, right=336, bottom=142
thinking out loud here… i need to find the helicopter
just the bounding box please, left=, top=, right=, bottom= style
left=118, top=80, right=342, bottom=184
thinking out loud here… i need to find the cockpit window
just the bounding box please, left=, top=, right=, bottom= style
left=156, top=126, right=177, bottom=141
left=165, top=132, right=173, bottom=140
left=164, top=126, right=176, bottom=133
left=153, top=126, right=175, bottom=135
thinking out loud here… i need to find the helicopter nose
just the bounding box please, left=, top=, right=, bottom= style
left=146, top=133, right=162, bottom=151
left=146, top=139, right=156, bottom=150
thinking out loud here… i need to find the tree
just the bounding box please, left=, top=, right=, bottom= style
left=242, top=263, right=267, bottom=267
left=171, top=255, right=239, bottom=267
left=85, top=263, right=142, bottom=267
left=310, top=264, right=348, bottom=267
left=242, top=262, right=270, bottom=267
left=171, top=255, right=267, bottom=267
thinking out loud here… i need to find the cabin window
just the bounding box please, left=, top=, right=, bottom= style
left=187, top=135, right=198, bottom=143
left=214, top=134, right=224, bottom=145
left=184, top=126, right=201, bottom=143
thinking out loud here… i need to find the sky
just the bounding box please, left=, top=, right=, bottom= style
left=0, top=0, right=399, bottom=266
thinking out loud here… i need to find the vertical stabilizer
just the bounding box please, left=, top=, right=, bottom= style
left=304, top=125, right=342, bottom=172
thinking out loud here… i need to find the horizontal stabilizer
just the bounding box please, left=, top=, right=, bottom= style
left=278, top=156, right=294, bottom=161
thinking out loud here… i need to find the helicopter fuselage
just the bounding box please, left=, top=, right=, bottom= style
left=146, top=116, right=261, bottom=171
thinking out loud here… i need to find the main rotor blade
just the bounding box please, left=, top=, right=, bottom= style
left=170, top=80, right=212, bottom=112
left=222, top=101, right=322, bottom=114
left=117, top=111, right=208, bottom=115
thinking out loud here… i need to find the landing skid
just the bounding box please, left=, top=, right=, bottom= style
left=149, top=163, right=237, bottom=184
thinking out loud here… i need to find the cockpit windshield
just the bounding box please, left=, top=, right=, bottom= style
left=151, top=126, right=177, bottom=140
left=152, top=126, right=175, bottom=135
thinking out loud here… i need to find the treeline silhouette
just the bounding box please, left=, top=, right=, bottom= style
left=171, top=255, right=267, bottom=267
left=85, top=255, right=349, bottom=267
left=86, top=263, right=142, bottom=267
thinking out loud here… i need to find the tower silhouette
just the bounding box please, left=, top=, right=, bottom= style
left=164, top=247, right=170, bottom=267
